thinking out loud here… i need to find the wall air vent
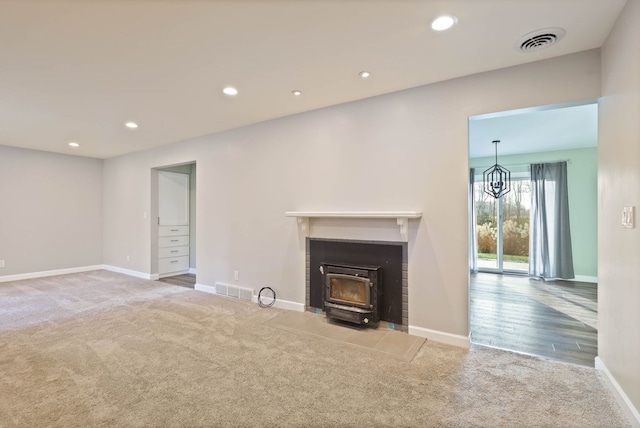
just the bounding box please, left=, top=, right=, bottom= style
left=214, top=282, right=254, bottom=302
left=516, top=28, right=566, bottom=53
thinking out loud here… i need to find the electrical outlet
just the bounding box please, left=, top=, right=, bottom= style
left=622, top=206, right=635, bottom=229
left=234, top=270, right=239, bottom=281
left=0, top=260, right=5, bottom=268
left=126, top=255, right=130, bottom=262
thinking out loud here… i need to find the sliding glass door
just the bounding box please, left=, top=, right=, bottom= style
left=474, top=173, right=531, bottom=273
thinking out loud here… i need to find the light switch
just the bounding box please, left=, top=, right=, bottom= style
left=0, top=260, right=4, bottom=268
left=622, top=206, right=635, bottom=229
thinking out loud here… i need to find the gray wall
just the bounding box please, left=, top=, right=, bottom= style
left=102, top=50, right=601, bottom=339
left=599, top=0, right=640, bottom=415
left=470, top=147, right=598, bottom=279
left=0, top=145, right=103, bottom=275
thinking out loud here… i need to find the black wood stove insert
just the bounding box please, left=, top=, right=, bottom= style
left=322, top=263, right=381, bottom=328
left=309, top=238, right=404, bottom=328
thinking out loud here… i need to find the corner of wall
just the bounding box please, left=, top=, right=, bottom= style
left=408, top=325, right=471, bottom=348
left=595, top=357, right=640, bottom=427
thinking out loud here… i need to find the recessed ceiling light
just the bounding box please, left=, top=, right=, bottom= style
left=292, top=90, right=302, bottom=96
left=125, top=121, right=138, bottom=129
left=223, top=87, right=238, bottom=96
left=431, top=15, right=458, bottom=31
left=359, top=71, right=371, bottom=78
left=68, top=142, right=80, bottom=148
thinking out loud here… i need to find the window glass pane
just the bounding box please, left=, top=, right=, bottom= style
left=502, top=179, right=530, bottom=272
left=475, top=181, right=498, bottom=270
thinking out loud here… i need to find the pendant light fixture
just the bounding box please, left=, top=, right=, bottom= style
left=483, top=140, right=511, bottom=198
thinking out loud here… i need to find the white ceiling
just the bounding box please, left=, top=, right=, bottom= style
left=0, top=0, right=626, bottom=159
left=468, top=102, right=598, bottom=159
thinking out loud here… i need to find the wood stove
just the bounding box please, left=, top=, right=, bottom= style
left=321, top=263, right=381, bottom=328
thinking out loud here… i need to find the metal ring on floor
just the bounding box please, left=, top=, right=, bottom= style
left=258, top=286, right=276, bottom=308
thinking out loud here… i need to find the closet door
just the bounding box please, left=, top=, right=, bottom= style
left=158, top=171, right=189, bottom=226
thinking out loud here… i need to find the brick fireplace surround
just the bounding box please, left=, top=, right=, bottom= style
left=305, top=238, right=409, bottom=332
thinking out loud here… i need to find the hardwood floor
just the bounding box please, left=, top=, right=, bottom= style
left=470, top=272, right=597, bottom=367
left=158, top=273, right=196, bottom=288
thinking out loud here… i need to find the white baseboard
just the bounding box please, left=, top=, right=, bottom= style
left=253, top=296, right=305, bottom=312
left=102, top=265, right=153, bottom=280
left=595, top=357, right=640, bottom=426
left=194, top=282, right=305, bottom=312
left=573, top=275, right=598, bottom=283
left=0, top=265, right=104, bottom=283
left=194, top=283, right=216, bottom=294
left=408, top=325, right=471, bottom=348
left=103, top=265, right=194, bottom=281
left=188, top=268, right=196, bottom=275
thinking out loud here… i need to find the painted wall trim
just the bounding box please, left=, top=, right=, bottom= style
left=194, top=283, right=216, bottom=294
left=595, top=357, right=640, bottom=426
left=573, top=275, right=598, bottom=283
left=188, top=268, right=196, bottom=275
left=195, top=282, right=305, bottom=312
left=470, top=98, right=600, bottom=121
left=102, top=265, right=153, bottom=280
left=0, top=265, right=104, bottom=283
left=252, top=296, right=305, bottom=312
left=286, top=211, right=421, bottom=242
left=409, top=325, right=471, bottom=348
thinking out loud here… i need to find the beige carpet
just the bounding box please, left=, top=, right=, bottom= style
left=265, top=311, right=426, bottom=362
left=0, top=270, right=630, bottom=427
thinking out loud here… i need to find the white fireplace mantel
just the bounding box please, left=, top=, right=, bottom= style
left=285, top=211, right=422, bottom=242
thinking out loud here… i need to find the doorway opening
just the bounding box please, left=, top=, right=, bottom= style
left=468, top=100, right=598, bottom=366
left=151, top=162, right=196, bottom=286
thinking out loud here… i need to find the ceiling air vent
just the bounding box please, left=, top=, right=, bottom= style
left=516, top=28, right=566, bottom=53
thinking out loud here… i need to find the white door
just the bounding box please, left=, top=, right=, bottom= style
left=158, top=171, right=189, bottom=226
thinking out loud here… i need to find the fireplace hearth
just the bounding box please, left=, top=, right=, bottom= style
left=322, top=263, right=381, bottom=328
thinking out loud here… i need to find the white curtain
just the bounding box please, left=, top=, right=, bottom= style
left=469, top=169, right=478, bottom=273
left=529, top=162, right=574, bottom=280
